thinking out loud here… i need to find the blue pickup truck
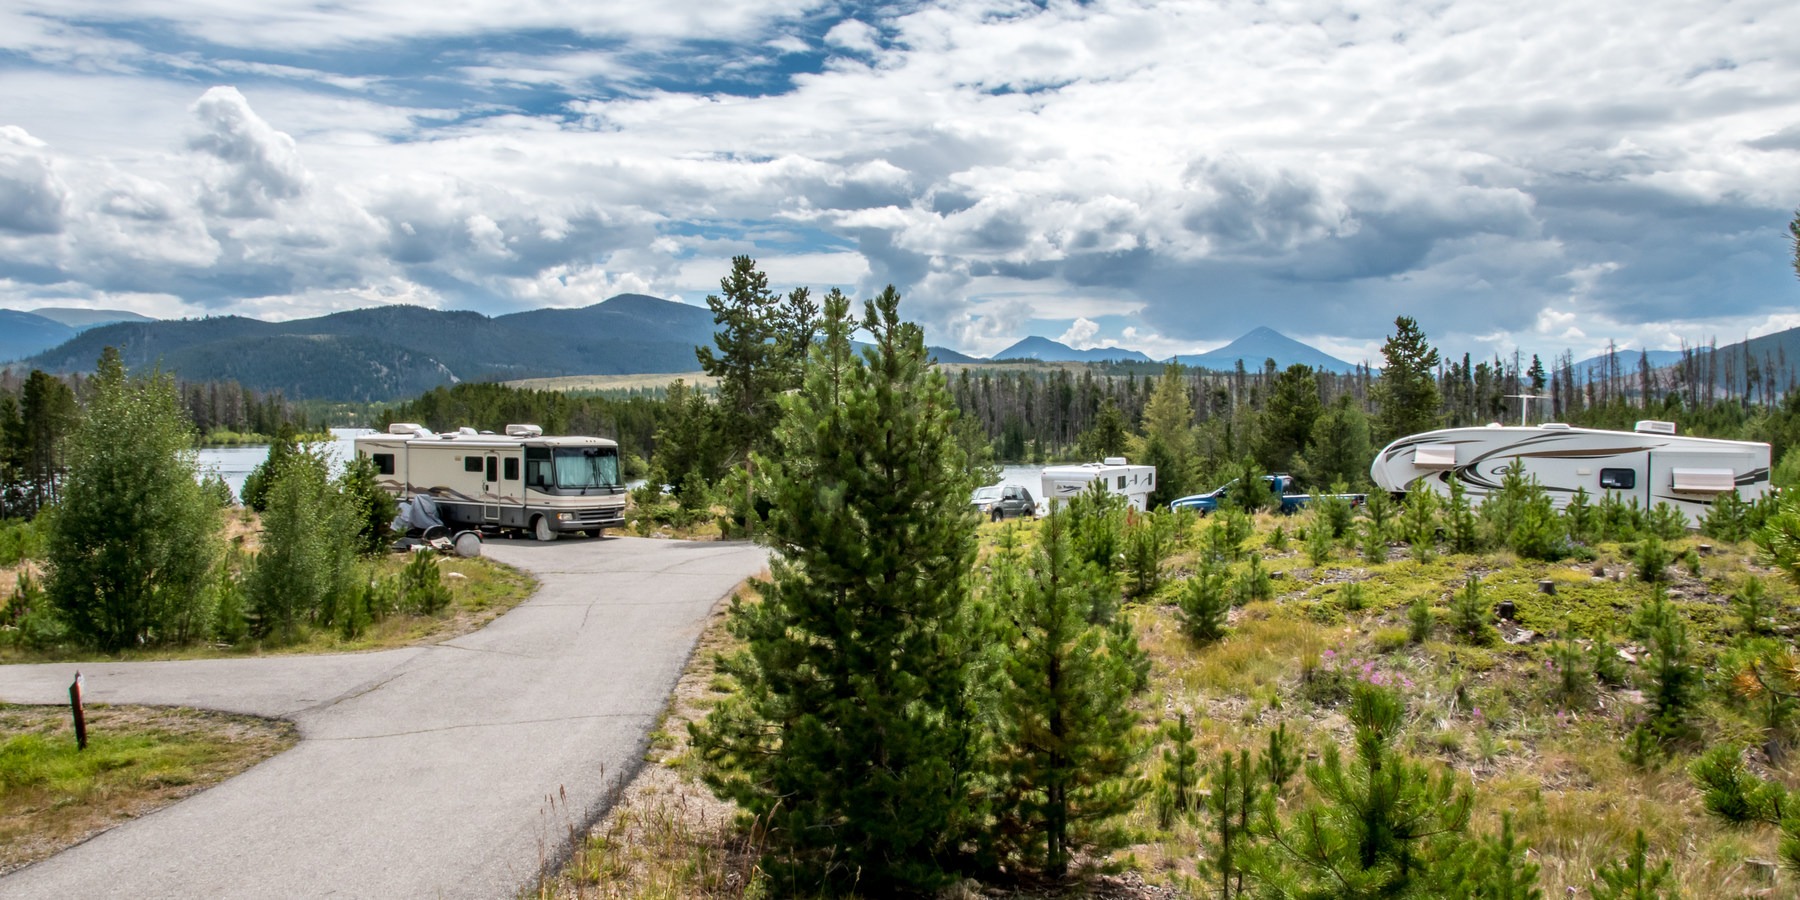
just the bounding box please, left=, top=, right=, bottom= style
left=1169, top=475, right=1365, bottom=516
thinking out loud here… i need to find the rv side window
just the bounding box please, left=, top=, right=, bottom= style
left=485, top=457, right=498, bottom=481
left=1117, top=475, right=1126, bottom=489
left=464, top=456, right=482, bottom=473
left=525, top=447, right=552, bottom=488
left=372, top=453, right=395, bottom=475
left=504, top=457, right=519, bottom=481
left=1599, top=468, right=1636, bottom=490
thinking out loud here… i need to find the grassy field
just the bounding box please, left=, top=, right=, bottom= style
left=540, top=511, right=1799, bottom=898
left=0, top=704, right=296, bottom=874
left=506, top=373, right=716, bottom=393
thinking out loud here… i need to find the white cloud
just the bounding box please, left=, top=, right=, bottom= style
left=1057, top=317, right=1099, bottom=348
left=824, top=19, right=879, bottom=54
left=187, top=86, right=311, bottom=218
left=0, top=126, right=68, bottom=235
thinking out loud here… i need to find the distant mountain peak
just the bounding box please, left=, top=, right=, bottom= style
left=1183, top=327, right=1356, bottom=374
left=992, top=336, right=1153, bottom=364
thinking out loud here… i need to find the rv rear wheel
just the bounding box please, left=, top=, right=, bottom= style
left=532, top=516, right=556, bottom=543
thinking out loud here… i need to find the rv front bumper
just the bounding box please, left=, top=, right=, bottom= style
left=549, top=506, right=627, bottom=532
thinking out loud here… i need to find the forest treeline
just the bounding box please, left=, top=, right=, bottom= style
left=0, top=367, right=318, bottom=520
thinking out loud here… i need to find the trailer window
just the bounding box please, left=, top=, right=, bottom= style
left=1599, top=468, right=1636, bottom=490
left=464, top=456, right=482, bottom=473
left=372, top=453, right=395, bottom=475
left=1117, top=475, right=1126, bottom=489
left=503, top=457, right=519, bottom=481
left=485, top=457, right=498, bottom=481
left=553, top=447, right=621, bottom=490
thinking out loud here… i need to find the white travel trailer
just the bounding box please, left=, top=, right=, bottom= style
left=1040, top=457, right=1158, bottom=511
left=355, top=423, right=627, bottom=541
left=1371, top=420, right=1771, bottom=526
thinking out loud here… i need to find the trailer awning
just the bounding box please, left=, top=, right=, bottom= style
left=1669, top=468, right=1735, bottom=493
left=1413, top=444, right=1457, bottom=470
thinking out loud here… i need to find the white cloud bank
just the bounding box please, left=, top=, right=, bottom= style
left=0, top=0, right=1795, bottom=362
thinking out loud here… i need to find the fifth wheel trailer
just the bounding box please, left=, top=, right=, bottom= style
left=1370, top=420, right=1770, bottom=526
left=355, top=424, right=626, bottom=541
left=1040, top=457, right=1157, bottom=511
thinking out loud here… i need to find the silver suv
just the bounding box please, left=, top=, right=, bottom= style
left=971, top=484, right=1038, bottom=521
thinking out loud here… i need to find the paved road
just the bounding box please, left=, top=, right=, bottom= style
left=0, top=536, right=769, bottom=899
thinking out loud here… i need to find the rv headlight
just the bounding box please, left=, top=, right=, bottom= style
left=556, top=512, right=573, bottom=521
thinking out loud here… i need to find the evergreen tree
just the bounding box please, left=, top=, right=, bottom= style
left=1249, top=683, right=1474, bottom=899
left=340, top=453, right=397, bottom=555
left=1300, top=395, right=1373, bottom=490
left=1136, top=362, right=1198, bottom=506
left=1257, top=364, right=1322, bottom=474
left=647, top=379, right=726, bottom=494
left=695, top=256, right=789, bottom=471
left=1373, top=316, right=1442, bottom=445
left=46, top=349, right=220, bottom=651
left=240, top=423, right=299, bottom=512
left=247, top=443, right=359, bottom=643
left=1076, top=397, right=1131, bottom=461
left=988, top=506, right=1148, bottom=877
left=691, top=286, right=981, bottom=893
left=18, top=370, right=76, bottom=516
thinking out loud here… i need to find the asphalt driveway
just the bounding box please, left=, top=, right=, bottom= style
left=0, top=536, right=769, bottom=899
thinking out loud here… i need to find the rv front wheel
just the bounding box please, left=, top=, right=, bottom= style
left=532, top=516, right=556, bottom=542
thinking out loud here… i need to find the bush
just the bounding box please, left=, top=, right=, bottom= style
left=1123, top=509, right=1176, bottom=600
left=1564, top=485, right=1597, bottom=546
left=1305, top=517, right=1335, bottom=567
left=1510, top=493, right=1566, bottom=561
left=1596, top=492, right=1645, bottom=542
left=1641, top=604, right=1699, bottom=743
left=1400, top=487, right=1439, bottom=562
left=1590, top=831, right=1676, bottom=900
left=0, top=518, right=45, bottom=568
left=1317, top=483, right=1357, bottom=540
left=1445, top=478, right=1480, bottom=554
left=1178, top=560, right=1231, bottom=645
left=1449, top=576, right=1496, bottom=645
left=1732, top=577, right=1776, bottom=636
left=1701, top=491, right=1753, bottom=543
left=1361, top=488, right=1396, bottom=541
left=1632, top=535, right=1673, bottom=583
left=1339, top=581, right=1366, bottom=612
left=1408, top=595, right=1434, bottom=643
left=1360, top=517, right=1388, bottom=565
left=399, top=550, right=451, bottom=615
left=247, top=445, right=359, bottom=643
left=1690, top=745, right=1786, bottom=825
left=1232, top=553, right=1273, bottom=606
left=1645, top=502, right=1687, bottom=541
left=1549, top=639, right=1593, bottom=707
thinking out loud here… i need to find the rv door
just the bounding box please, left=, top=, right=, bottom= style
left=481, top=453, right=501, bottom=523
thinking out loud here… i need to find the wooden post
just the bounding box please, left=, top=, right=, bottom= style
left=69, top=671, right=87, bottom=751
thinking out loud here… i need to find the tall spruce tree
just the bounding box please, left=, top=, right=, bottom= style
left=987, top=507, right=1148, bottom=876
left=1136, top=362, right=1198, bottom=506
left=1257, top=363, right=1322, bottom=474
left=46, top=349, right=220, bottom=651
left=1373, top=316, right=1442, bottom=445
left=694, top=256, right=788, bottom=472
left=692, top=286, right=981, bottom=893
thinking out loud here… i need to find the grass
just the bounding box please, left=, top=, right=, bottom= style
left=0, top=703, right=296, bottom=874
left=536, top=511, right=1799, bottom=898
left=0, top=547, right=537, bottom=663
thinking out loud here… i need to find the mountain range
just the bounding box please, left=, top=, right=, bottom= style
left=8, top=294, right=1796, bottom=402
left=992, top=326, right=1360, bottom=373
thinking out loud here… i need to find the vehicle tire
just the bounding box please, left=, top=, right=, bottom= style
left=532, top=515, right=556, bottom=542
left=991, top=508, right=1003, bottom=522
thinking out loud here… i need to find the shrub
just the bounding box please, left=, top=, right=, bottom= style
left=1265, top=523, right=1288, bottom=552
left=1449, top=576, right=1496, bottom=645
left=1701, top=491, right=1753, bottom=543
left=1317, top=482, right=1357, bottom=540
left=1689, top=745, right=1786, bottom=825
left=0, top=518, right=46, bottom=568
left=1233, top=553, right=1273, bottom=606
left=1632, top=535, right=1673, bottom=583
left=1549, top=639, right=1593, bottom=707
left=1645, top=502, right=1687, bottom=541
left=1360, top=517, right=1388, bottom=564
left=1590, top=830, right=1676, bottom=900
left=1123, top=509, right=1176, bottom=600
left=1408, top=595, right=1434, bottom=643
left=1732, top=576, right=1776, bottom=636
left=1510, top=493, right=1565, bottom=561
left=1400, top=486, right=1439, bottom=562
left=1339, top=581, right=1367, bottom=612
left=1445, top=478, right=1480, bottom=554
left=1305, top=517, right=1335, bottom=567
left=1361, top=488, right=1396, bottom=541
left=1564, top=485, right=1597, bottom=545
left=1177, top=560, right=1231, bottom=645
left=1596, top=492, right=1644, bottom=542
left=399, top=550, right=451, bottom=615
left=1642, top=606, right=1699, bottom=743
left=1156, top=712, right=1201, bottom=827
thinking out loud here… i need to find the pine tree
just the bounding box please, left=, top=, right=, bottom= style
left=691, top=286, right=980, bottom=893
left=46, top=349, right=221, bottom=651
left=1249, top=683, right=1474, bottom=898
left=247, top=443, right=360, bottom=643
left=989, top=506, right=1148, bottom=876
left=1136, top=362, right=1198, bottom=506
left=1373, top=316, right=1442, bottom=445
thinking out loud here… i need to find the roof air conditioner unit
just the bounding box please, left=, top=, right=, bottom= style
left=505, top=424, right=544, bottom=438
left=1103, top=457, right=1127, bottom=466
left=1635, top=420, right=1677, bottom=435
left=389, top=423, right=425, bottom=435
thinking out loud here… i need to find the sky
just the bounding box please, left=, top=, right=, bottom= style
left=0, top=0, right=1797, bottom=366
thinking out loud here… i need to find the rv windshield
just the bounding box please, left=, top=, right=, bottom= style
left=552, top=447, right=621, bottom=491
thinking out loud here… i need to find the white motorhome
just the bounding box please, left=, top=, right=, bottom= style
left=355, top=424, right=627, bottom=541
left=1371, top=420, right=1770, bottom=526
left=1040, top=457, right=1157, bottom=511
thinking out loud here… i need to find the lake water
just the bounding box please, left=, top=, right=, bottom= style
left=196, top=428, right=370, bottom=500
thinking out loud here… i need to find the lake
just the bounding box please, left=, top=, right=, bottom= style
left=196, top=428, right=370, bottom=500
